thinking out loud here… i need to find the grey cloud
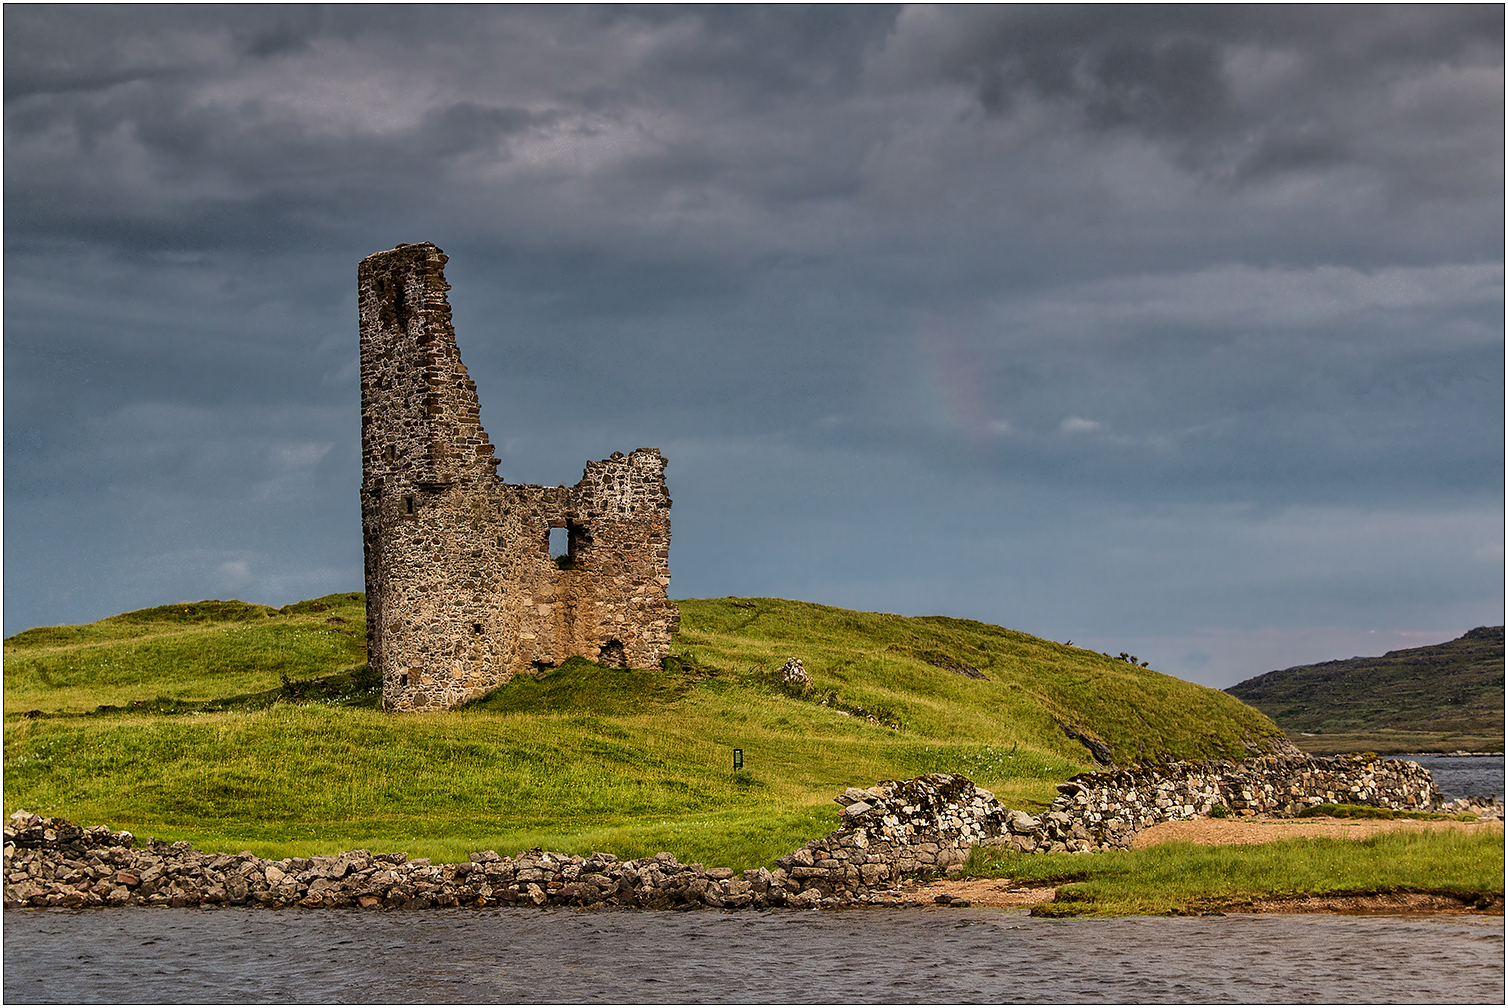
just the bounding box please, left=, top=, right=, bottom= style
left=878, top=5, right=1503, bottom=190
left=7, top=5, right=1499, bottom=280
left=3, top=6, right=1500, bottom=687
left=419, top=102, right=549, bottom=158
left=238, top=16, right=320, bottom=59
left=1080, top=36, right=1231, bottom=138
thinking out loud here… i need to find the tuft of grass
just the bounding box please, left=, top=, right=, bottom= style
left=1297, top=802, right=1452, bottom=821
left=965, top=827, right=1505, bottom=916
left=461, top=655, right=708, bottom=716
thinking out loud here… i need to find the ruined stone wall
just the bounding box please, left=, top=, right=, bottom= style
left=774, top=756, right=1443, bottom=897
left=500, top=450, right=676, bottom=673
left=7, top=759, right=1472, bottom=912
left=359, top=243, right=677, bottom=712
left=1042, top=753, right=1442, bottom=851
left=3, top=812, right=797, bottom=911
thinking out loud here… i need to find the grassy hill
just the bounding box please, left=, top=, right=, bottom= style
left=1226, top=627, right=1505, bottom=755
left=5, top=594, right=1289, bottom=867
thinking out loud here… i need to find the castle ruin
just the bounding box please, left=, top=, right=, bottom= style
left=359, top=242, right=678, bottom=712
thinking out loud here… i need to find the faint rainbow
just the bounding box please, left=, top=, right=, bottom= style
left=915, top=321, right=996, bottom=444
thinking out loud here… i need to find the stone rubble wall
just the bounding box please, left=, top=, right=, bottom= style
left=1037, top=753, right=1442, bottom=852
left=1439, top=797, right=1506, bottom=820
left=2, top=756, right=1446, bottom=912
left=1, top=812, right=898, bottom=912
left=770, top=755, right=1442, bottom=899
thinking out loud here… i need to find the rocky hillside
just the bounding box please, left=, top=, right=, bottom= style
left=1226, top=627, right=1504, bottom=754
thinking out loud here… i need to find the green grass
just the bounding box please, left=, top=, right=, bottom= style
left=671, top=598, right=1285, bottom=765
left=5, top=594, right=1291, bottom=867
left=1297, top=802, right=1470, bottom=822
left=965, top=828, right=1506, bottom=916
left=4, top=594, right=367, bottom=713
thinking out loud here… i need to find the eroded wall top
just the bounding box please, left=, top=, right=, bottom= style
left=359, top=242, right=677, bottom=712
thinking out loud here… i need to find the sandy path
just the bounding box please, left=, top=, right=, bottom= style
left=1130, top=815, right=1503, bottom=848
left=897, top=878, right=1058, bottom=909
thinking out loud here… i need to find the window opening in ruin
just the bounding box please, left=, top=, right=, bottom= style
left=551, top=523, right=592, bottom=570
left=599, top=639, right=628, bottom=668
left=472, top=623, right=482, bottom=634
left=404, top=496, right=415, bottom=514
left=400, top=674, right=408, bottom=687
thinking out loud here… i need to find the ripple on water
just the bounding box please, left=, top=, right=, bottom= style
left=1400, top=754, right=1504, bottom=802
left=3, top=907, right=1503, bottom=1004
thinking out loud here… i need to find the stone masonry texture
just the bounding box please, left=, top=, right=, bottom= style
left=793, top=754, right=1444, bottom=891
left=6, top=757, right=1474, bottom=913
left=359, top=243, right=679, bottom=711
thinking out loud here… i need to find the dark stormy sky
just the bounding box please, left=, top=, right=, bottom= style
left=5, top=5, right=1503, bottom=687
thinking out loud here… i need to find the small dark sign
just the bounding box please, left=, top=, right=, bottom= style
left=733, top=748, right=743, bottom=770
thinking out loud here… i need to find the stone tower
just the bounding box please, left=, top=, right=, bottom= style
left=359, top=242, right=678, bottom=712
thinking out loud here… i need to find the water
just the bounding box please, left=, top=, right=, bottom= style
left=1399, top=754, right=1504, bottom=803
left=8, top=757, right=1501, bottom=1002
left=4, top=907, right=1502, bottom=1004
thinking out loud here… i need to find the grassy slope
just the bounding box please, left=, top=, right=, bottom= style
left=4, top=596, right=368, bottom=713
left=672, top=597, right=1285, bottom=766
left=5, top=594, right=1287, bottom=867
left=965, top=827, right=1505, bottom=916
left=1226, top=626, right=1505, bottom=755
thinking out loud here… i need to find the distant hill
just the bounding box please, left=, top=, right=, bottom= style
left=1226, top=627, right=1505, bottom=755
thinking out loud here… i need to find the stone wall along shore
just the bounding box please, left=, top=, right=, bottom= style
left=3, top=754, right=1450, bottom=912
left=2, top=811, right=919, bottom=912
left=768, top=754, right=1443, bottom=900
left=1039, top=752, right=1443, bottom=851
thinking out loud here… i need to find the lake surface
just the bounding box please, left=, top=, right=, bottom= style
left=8, top=757, right=1502, bottom=1003
left=1399, top=754, right=1503, bottom=802
left=4, top=906, right=1502, bottom=1004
